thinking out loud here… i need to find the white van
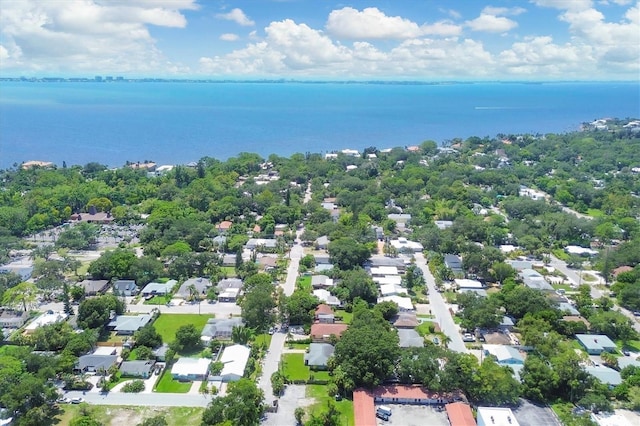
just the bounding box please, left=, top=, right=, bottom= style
left=377, top=406, right=392, bottom=416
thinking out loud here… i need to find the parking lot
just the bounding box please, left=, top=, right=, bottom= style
left=511, top=399, right=559, bottom=426
left=376, top=405, right=449, bottom=426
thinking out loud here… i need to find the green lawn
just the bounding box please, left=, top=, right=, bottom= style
left=416, top=321, right=435, bottom=337
left=287, top=342, right=310, bottom=350
left=282, top=353, right=310, bottom=381
left=552, top=283, right=574, bottom=292
left=586, top=208, right=604, bottom=218
left=617, top=339, right=640, bottom=352
left=153, top=370, right=192, bottom=393
left=152, top=313, right=213, bottom=344
left=220, top=266, right=237, bottom=277
left=297, top=276, right=312, bottom=292
left=254, top=333, right=272, bottom=348
left=144, top=295, right=171, bottom=305
left=306, top=385, right=354, bottom=426
left=334, top=309, right=352, bottom=324
left=57, top=404, right=204, bottom=426
left=552, top=248, right=570, bottom=261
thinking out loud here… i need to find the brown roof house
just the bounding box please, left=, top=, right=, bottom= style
left=310, top=323, right=348, bottom=343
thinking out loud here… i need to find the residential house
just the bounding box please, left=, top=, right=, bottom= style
left=454, top=279, right=483, bottom=290
left=216, top=221, right=233, bottom=233
left=314, top=254, right=331, bottom=265
left=218, top=287, right=241, bottom=303
left=370, top=266, right=399, bottom=277
left=113, top=280, right=139, bottom=296
left=217, top=344, right=250, bottom=382
left=200, top=317, right=244, bottom=342
left=389, top=238, right=423, bottom=253
left=393, top=312, right=419, bottom=329
left=0, top=260, right=34, bottom=280
left=313, top=289, right=341, bottom=307
left=314, top=304, right=335, bottom=324
left=498, top=316, right=515, bottom=331
left=372, top=275, right=403, bottom=286
left=576, top=334, right=617, bottom=355
left=379, top=284, right=407, bottom=297
left=75, top=354, right=119, bottom=373
left=445, top=402, right=477, bottom=426
left=458, top=288, right=488, bottom=298
left=24, top=311, right=68, bottom=334
left=377, top=295, right=413, bottom=311
left=483, top=345, right=524, bottom=365
left=557, top=302, right=580, bottom=316
left=0, top=310, right=28, bottom=329
left=70, top=211, right=114, bottom=224
left=120, top=360, right=156, bottom=378
left=507, top=260, right=533, bottom=272
left=245, top=238, right=277, bottom=251
left=304, top=343, right=334, bottom=369
left=371, top=385, right=464, bottom=405
left=171, top=357, right=210, bottom=381
left=140, top=280, right=177, bottom=297
left=435, top=220, right=454, bottom=230
left=153, top=344, right=169, bottom=362
left=258, top=256, right=278, bottom=270
left=315, top=236, right=329, bottom=250
left=368, top=256, right=406, bottom=273
left=217, top=278, right=243, bottom=293
left=444, top=254, right=463, bottom=275
left=585, top=365, right=622, bottom=387
left=221, top=254, right=236, bottom=267
left=518, top=269, right=554, bottom=291
left=476, top=407, right=520, bottom=426
left=76, top=279, right=110, bottom=296
left=310, top=323, right=348, bottom=342
left=212, top=235, right=227, bottom=247
left=398, top=329, right=424, bottom=348
left=176, top=277, right=211, bottom=299
left=311, top=275, right=334, bottom=289
left=108, top=314, right=153, bottom=335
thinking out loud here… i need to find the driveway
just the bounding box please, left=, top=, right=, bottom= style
left=415, top=253, right=467, bottom=353
left=62, top=389, right=211, bottom=407
left=262, top=385, right=314, bottom=426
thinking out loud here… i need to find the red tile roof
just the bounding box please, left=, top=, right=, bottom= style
left=372, top=385, right=464, bottom=402
left=445, top=402, right=477, bottom=426
left=310, top=323, right=347, bottom=339
left=315, top=304, right=333, bottom=316
left=217, top=220, right=232, bottom=230
left=613, top=266, right=633, bottom=276
left=353, top=389, right=377, bottom=426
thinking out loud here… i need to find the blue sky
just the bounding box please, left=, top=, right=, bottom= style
left=0, top=0, right=638, bottom=80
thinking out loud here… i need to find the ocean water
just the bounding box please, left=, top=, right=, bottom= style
left=0, top=81, right=638, bottom=169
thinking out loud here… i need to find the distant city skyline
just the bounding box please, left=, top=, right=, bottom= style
left=0, top=0, right=638, bottom=80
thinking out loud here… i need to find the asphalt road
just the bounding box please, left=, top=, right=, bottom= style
left=414, top=253, right=467, bottom=353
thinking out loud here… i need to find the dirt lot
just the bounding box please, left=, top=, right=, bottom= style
left=376, top=404, right=449, bottom=426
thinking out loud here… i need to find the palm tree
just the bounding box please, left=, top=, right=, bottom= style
left=231, top=325, right=254, bottom=345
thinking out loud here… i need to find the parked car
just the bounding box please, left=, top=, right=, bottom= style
left=462, top=333, right=475, bottom=342
left=70, top=397, right=84, bottom=404
left=376, top=412, right=390, bottom=421
left=623, top=349, right=631, bottom=356
left=433, top=337, right=440, bottom=345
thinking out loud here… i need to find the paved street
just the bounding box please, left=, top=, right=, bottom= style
left=415, top=253, right=467, bottom=353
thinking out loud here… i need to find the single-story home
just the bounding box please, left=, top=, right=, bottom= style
left=455, top=279, right=483, bottom=289
left=222, top=254, right=236, bottom=267
left=370, top=266, right=399, bottom=277
left=24, top=311, right=68, bottom=334
left=483, top=345, right=524, bottom=365
left=313, top=289, right=341, bottom=307
left=311, top=275, right=334, bottom=289
left=314, top=254, right=331, bottom=265
left=120, top=360, right=156, bottom=378
left=585, top=365, right=622, bottom=387
left=217, top=278, right=243, bottom=291
left=445, top=402, right=477, bottom=426
left=435, top=220, right=454, bottom=230
left=476, top=407, right=519, bottom=426
left=378, top=295, right=413, bottom=311
left=218, top=287, right=241, bottom=303
left=0, top=310, right=28, bottom=328
left=398, top=329, right=424, bottom=348
left=565, top=245, right=598, bottom=257
left=389, top=238, right=423, bottom=253
left=153, top=344, right=169, bottom=362
left=315, top=236, right=329, bottom=250
left=245, top=238, right=277, bottom=251
left=498, top=316, right=515, bottom=331
left=371, top=385, right=464, bottom=405
left=75, top=354, right=119, bottom=373
left=444, top=254, right=463, bottom=274
left=108, top=314, right=153, bottom=335
left=368, top=256, right=406, bottom=273
left=388, top=213, right=411, bottom=224
left=507, top=260, right=533, bottom=271
left=217, top=344, right=250, bottom=382
left=212, top=235, right=227, bottom=246
left=310, top=323, right=348, bottom=342
left=519, top=269, right=554, bottom=291
left=258, top=256, right=278, bottom=270
left=140, top=280, right=177, bottom=297
left=216, top=221, right=232, bottom=233
left=557, top=302, right=580, bottom=316
left=201, top=317, right=244, bottom=342
left=176, top=277, right=211, bottom=299
left=459, top=288, right=488, bottom=298
left=304, top=343, right=335, bottom=369
left=393, top=312, right=419, bottom=329
left=113, top=280, right=139, bottom=296
left=171, top=357, right=210, bottom=381
left=576, top=334, right=617, bottom=355
left=372, top=275, right=403, bottom=286
left=315, top=304, right=335, bottom=324
left=76, top=279, right=110, bottom=296
left=379, top=284, right=407, bottom=297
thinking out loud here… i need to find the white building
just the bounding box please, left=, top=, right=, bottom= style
left=217, top=344, right=250, bottom=382
left=370, top=266, right=399, bottom=276
left=24, top=311, right=68, bottom=334
left=372, top=275, right=403, bottom=286
left=477, top=407, right=520, bottom=426
left=171, top=357, right=210, bottom=381
left=378, top=295, right=413, bottom=311
left=379, top=284, right=407, bottom=297
left=454, top=279, right=483, bottom=289
left=389, top=238, right=423, bottom=253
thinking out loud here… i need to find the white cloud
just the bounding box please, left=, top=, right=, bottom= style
left=482, top=6, right=527, bottom=15
left=421, top=21, right=463, bottom=36
left=0, top=45, right=9, bottom=61
left=220, top=33, right=239, bottom=42
left=530, top=0, right=593, bottom=11
left=466, top=13, right=519, bottom=33
left=0, top=0, right=197, bottom=73
left=326, top=7, right=422, bottom=39
left=216, top=8, right=255, bottom=27
left=498, top=36, right=591, bottom=76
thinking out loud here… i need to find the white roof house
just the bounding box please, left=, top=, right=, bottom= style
left=372, top=275, right=403, bottom=286
left=378, top=295, right=413, bottom=311
left=370, top=266, right=399, bottom=276
left=24, top=311, right=68, bottom=334
left=218, top=344, right=250, bottom=382
left=565, top=245, right=598, bottom=257
left=379, top=284, right=408, bottom=297
left=477, top=407, right=520, bottom=426
left=389, top=238, right=423, bottom=253
left=313, top=289, right=341, bottom=306
left=483, top=344, right=524, bottom=365
left=454, top=279, right=483, bottom=289
left=171, top=357, right=210, bottom=381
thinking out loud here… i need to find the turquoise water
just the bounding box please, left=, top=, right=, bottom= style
left=0, top=81, right=638, bottom=168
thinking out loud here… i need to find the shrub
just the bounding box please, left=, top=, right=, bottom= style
left=122, top=380, right=145, bottom=393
